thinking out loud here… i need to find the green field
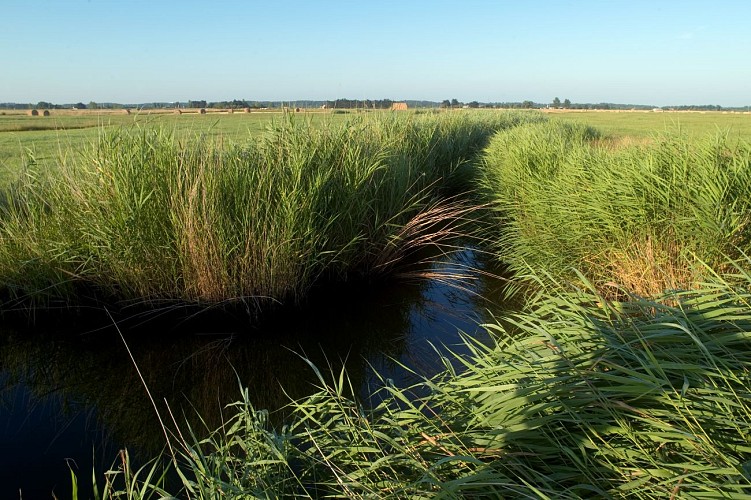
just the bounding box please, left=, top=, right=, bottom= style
left=2, top=109, right=748, bottom=156
left=3, top=109, right=750, bottom=189
left=0, top=108, right=491, bottom=189
left=544, top=109, right=751, bottom=141
left=0, top=109, right=346, bottom=188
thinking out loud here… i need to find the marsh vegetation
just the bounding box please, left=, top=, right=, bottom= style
left=0, top=110, right=750, bottom=497
left=479, top=120, right=751, bottom=298
left=0, top=111, right=542, bottom=310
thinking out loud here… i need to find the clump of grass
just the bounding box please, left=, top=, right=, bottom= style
left=479, top=120, right=751, bottom=297
left=0, top=111, right=544, bottom=310
left=84, top=450, right=171, bottom=500
left=100, top=259, right=751, bottom=498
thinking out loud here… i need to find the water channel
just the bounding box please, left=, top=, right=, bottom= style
left=0, top=248, right=512, bottom=499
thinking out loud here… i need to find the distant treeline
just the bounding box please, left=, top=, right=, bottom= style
left=324, top=99, right=395, bottom=109
left=548, top=103, right=734, bottom=111
left=1, top=100, right=748, bottom=111
left=485, top=102, right=748, bottom=111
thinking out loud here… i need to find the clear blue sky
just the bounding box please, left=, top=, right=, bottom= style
left=2, top=0, right=749, bottom=106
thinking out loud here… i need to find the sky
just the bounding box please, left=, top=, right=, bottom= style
left=1, top=0, right=750, bottom=106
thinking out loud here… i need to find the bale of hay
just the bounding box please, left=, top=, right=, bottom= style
left=244, top=107, right=251, bottom=113
left=228, top=108, right=234, bottom=114
left=42, top=110, right=50, bottom=116
left=199, top=108, right=206, bottom=114
left=28, top=109, right=39, bottom=116
left=123, top=108, right=131, bottom=115
left=175, top=109, right=183, bottom=114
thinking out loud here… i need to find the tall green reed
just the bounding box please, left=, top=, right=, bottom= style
left=100, top=259, right=751, bottom=498
left=479, top=120, right=751, bottom=297
left=0, top=111, right=544, bottom=309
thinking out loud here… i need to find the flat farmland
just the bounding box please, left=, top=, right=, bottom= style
left=2, top=108, right=750, bottom=189
left=0, top=109, right=341, bottom=187
left=543, top=109, right=751, bottom=140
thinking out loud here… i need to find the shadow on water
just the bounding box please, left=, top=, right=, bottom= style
left=0, top=247, right=515, bottom=499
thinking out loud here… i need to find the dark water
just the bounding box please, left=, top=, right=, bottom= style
left=0, top=249, right=510, bottom=499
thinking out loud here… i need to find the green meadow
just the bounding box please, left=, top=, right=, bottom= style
left=1, top=109, right=751, bottom=497
left=2, top=109, right=749, bottom=184
left=544, top=109, right=751, bottom=141
left=2, top=108, right=749, bottom=197
left=0, top=110, right=319, bottom=189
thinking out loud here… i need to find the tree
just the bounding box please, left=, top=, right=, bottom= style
left=440, top=99, right=451, bottom=108
left=467, top=101, right=480, bottom=108
left=74, top=102, right=87, bottom=109
left=522, top=100, right=534, bottom=109
left=552, top=97, right=561, bottom=108
left=563, top=98, right=571, bottom=109
left=451, top=98, right=461, bottom=108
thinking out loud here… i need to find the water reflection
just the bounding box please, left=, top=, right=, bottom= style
left=0, top=248, right=511, bottom=498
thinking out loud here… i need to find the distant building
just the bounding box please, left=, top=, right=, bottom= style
left=391, top=102, right=408, bottom=111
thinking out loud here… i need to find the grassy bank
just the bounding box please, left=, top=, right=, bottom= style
left=0, top=111, right=543, bottom=310
left=542, top=109, right=751, bottom=142
left=96, top=261, right=751, bottom=498
left=479, top=120, right=751, bottom=298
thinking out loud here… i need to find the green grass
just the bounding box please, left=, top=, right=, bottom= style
left=3, top=109, right=749, bottom=191
left=479, top=119, right=751, bottom=298
left=0, top=111, right=288, bottom=189
left=545, top=110, right=751, bottom=142
left=0, top=110, right=544, bottom=309
left=93, top=259, right=751, bottom=498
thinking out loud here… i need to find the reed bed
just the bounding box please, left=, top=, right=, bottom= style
left=479, top=120, right=751, bottom=298
left=95, top=260, right=751, bottom=498
left=0, top=111, right=544, bottom=310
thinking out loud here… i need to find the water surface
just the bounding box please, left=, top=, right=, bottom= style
left=0, top=249, right=510, bottom=499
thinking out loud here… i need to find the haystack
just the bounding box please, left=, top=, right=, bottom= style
left=391, top=102, right=408, bottom=111
left=198, top=108, right=207, bottom=114
left=42, top=110, right=50, bottom=116
left=123, top=109, right=131, bottom=115
left=28, top=109, right=39, bottom=116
